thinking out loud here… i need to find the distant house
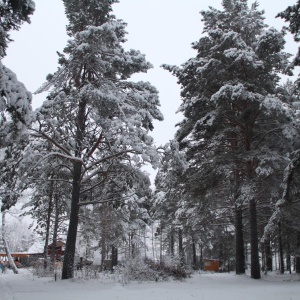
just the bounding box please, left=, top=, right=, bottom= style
left=47, top=241, right=65, bottom=261
left=0, top=240, right=66, bottom=266
left=202, top=258, right=220, bottom=272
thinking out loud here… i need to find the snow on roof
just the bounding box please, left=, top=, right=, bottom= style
left=27, top=240, right=44, bottom=254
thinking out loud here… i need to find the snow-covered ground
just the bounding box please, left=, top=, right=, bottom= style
left=1, top=268, right=299, bottom=300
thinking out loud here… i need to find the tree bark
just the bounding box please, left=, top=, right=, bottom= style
left=192, top=236, right=197, bottom=269
left=249, top=198, right=260, bottom=279
left=170, top=229, right=174, bottom=257
left=159, top=224, right=163, bottom=264
left=199, top=243, right=203, bottom=270
left=264, top=237, right=272, bottom=272
left=278, top=222, right=284, bottom=274
left=296, top=231, right=300, bottom=274
left=43, top=180, right=53, bottom=270
left=62, top=100, right=86, bottom=279
left=111, top=245, right=118, bottom=271
left=235, top=206, right=245, bottom=274
left=51, top=192, right=59, bottom=270
left=178, top=228, right=184, bottom=267
left=61, top=161, right=82, bottom=279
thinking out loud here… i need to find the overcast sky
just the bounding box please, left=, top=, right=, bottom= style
left=2, top=0, right=298, bottom=181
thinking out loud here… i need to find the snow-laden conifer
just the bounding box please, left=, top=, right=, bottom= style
left=32, top=0, right=163, bottom=279
left=163, top=0, right=296, bottom=279
left=0, top=0, right=35, bottom=211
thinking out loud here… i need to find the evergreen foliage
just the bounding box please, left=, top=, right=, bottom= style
left=32, top=0, right=163, bottom=279
left=161, top=0, right=296, bottom=279
left=0, top=0, right=35, bottom=57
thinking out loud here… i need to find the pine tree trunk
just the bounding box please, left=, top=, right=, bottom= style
left=43, top=180, right=53, bottom=270
left=131, top=233, right=136, bottom=258
left=159, top=225, right=163, bottom=264
left=61, top=161, right=81, bottom=279
left=100, top=205, right=108, bottom=271
left=286, top=254, right=291, bottom=274
left=249, top=198, right=261, bottom=279
left=296, top=231, right=300, bottom=274
left=62, top=100, right=86, bottom=279
left=2, top=211, right=18, bottom=274
left=170, top=230, right=174, bottom=257
left=286, top=241, right=291, bottom=274
left=199, top=244, right=203, bottom=270
left=192, top=237, right=197, bottom=269
left=264, top=237, right=272, bottom=272
left=151, top=223, right=155, bottom=260
left=111, top=245, right=118, bottom=271
left=178, top=228, right=184, bottom=267
left=235, top=206, right=245, bottom=274
left=101, top=231, right=106, bottom=271
left=278, top=222, right=284, bottom=274
left=51, top=193, right=59, bottom=271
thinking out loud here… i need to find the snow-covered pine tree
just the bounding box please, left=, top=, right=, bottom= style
left=34, top=0, right=163, bottom=279
left=0, top=0, right=35, bottom=211
left=0, top=0, right=35, bottom=57
left=163, top=0, right=295, bottom=279
left=277, top=0, right=300, bottom=67
left=273, top=2, right=300, bottom=273
left=0, top=0, right=34, bottom=142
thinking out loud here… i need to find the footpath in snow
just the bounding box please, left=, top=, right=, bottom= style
left=0, top=268, right=300, bottom=300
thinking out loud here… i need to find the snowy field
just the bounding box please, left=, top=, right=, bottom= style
left=1, top=268, right=300, bottom=300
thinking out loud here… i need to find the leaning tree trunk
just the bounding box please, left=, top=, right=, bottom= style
left=62, top=100, right=86, bottom=279
left=249, top=198, right=261, bottom=279
left=2, top=211, right=18, bottom=274
left=235, top=206, right=245, bottom=274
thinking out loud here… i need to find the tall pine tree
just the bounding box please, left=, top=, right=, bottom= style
left=34, top=0, right=163, bottom=279
left=163, top=0, right=293, bottom=279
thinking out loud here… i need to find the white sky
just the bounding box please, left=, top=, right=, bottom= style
left=2, top=0, right=298, bottom=180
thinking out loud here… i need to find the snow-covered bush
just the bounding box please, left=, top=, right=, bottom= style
left=117, top=255, right=190, bottom=283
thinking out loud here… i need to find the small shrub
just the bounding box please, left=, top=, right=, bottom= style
left=144, top=256, right=190, bottom=280
left=117, top=255, right=190, bottom=283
